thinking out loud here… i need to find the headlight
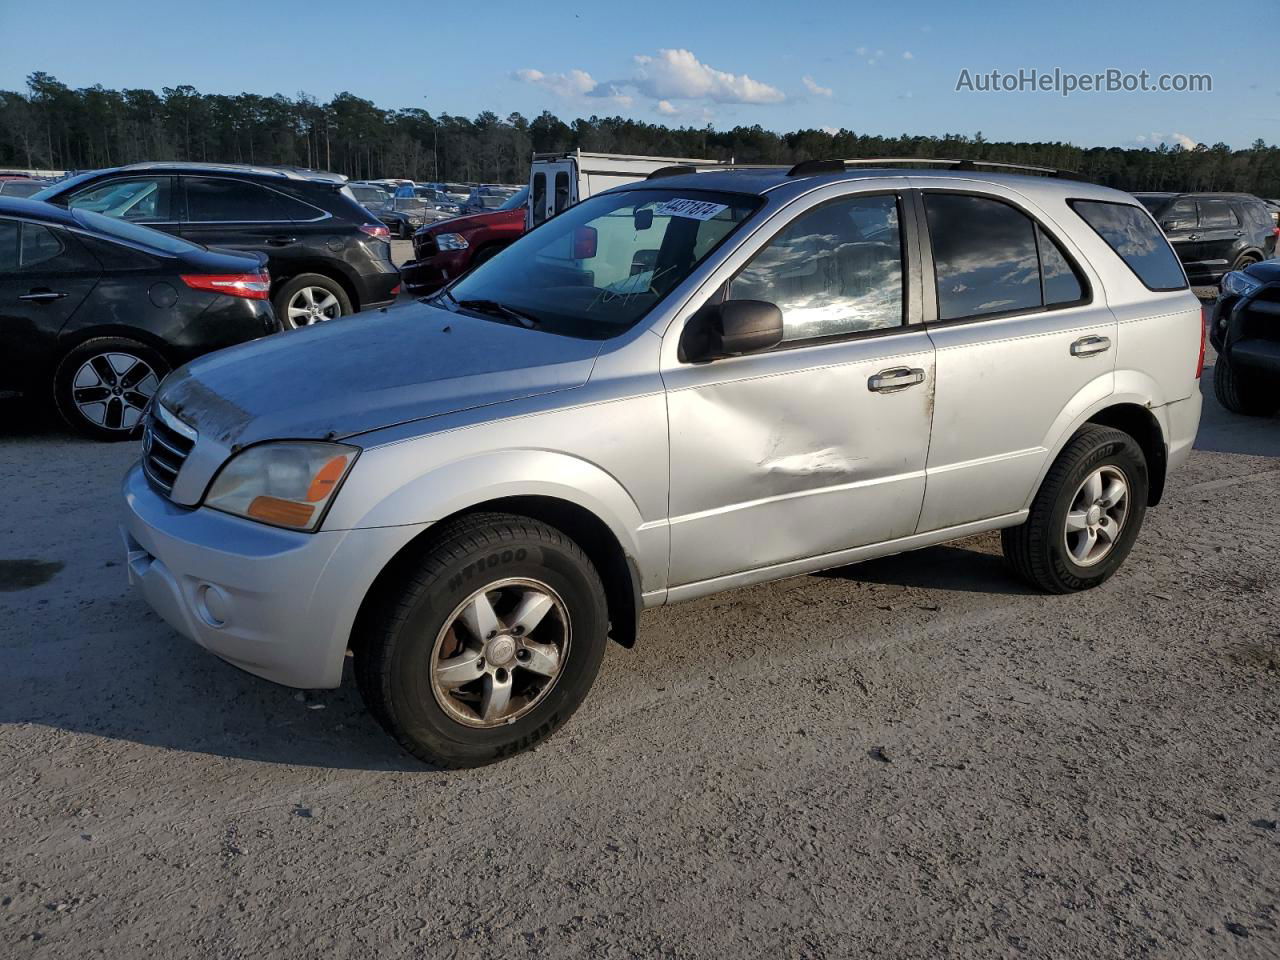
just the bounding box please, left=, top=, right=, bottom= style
left=1221, top=270, right=1262, bottom=297
left=435, top=232, right=469, bottom=251
left=204, top=441, right=358, bottom=532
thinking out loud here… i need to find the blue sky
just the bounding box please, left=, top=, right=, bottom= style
left=1, top=0, right=1275, bottom=148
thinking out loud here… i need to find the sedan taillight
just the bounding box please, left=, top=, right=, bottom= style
left=181, top=272, right=271, bottom=300
left=360, top=223, right=390, bottom=241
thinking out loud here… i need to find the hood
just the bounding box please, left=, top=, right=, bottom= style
left=155, top=301, right=602, bottom=448
left=427, top=207, right=523, bottom=234
left=1244, top=259, right=1280, bottom=285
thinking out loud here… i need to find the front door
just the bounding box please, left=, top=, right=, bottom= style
left=663, top=189, right=935, bottom=588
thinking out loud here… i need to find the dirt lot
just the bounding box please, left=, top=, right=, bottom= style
left=1, top=333, right=1277, bottom=959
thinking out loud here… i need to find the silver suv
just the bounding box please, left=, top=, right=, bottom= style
left=121, top=161, right=1204, bottom=767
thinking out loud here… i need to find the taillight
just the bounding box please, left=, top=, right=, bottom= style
left=181, top=272, right=271, bottom=300
left=360, top=223, right=390, bottom=241
left=390, top=283, right=401, bottom=296
left=1195, top=306, right=1207, bottom=379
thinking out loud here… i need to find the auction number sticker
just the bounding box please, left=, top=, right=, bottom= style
left=653, top=198, right=729, bottom=221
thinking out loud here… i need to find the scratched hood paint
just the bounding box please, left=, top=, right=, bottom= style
left=156, top=300, right=602, bottom=447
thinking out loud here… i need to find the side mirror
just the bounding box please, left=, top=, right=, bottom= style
left=682, top=299, right=784, bottom=362
left=572, top=225, right=598, bottom=259
left=634, top=208, right=654, bottom=231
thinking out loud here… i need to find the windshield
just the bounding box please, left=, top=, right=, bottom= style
left=349, top=185, right=386, bottom=203
left=498, top=186, right=529, bottom=211
left=71, top=207, right=202, bottom=256
left=444, top=188, right=758, bottom=339
left=31, top=170, right=98, bottom=202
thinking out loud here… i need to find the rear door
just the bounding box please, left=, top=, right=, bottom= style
left=914, top=186, right=1115, bottom=533
left=178, top=176, right=308, bottom=265
left=0, top=218, right=100, bottom=393
left=528, top=161, right=576, bottom=228
left=1194, top=198, right=1243, bottom=277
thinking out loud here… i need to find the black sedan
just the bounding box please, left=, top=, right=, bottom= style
left=1, top=197, right=278, bottom=440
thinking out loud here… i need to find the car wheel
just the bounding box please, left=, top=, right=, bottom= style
left=1230, top=253, right=1260, bottom=273
left=53, top=337, right=169, bottom=442
left=1001, top=425, right=1149, bottom=594
left=354, top=512, right=609, bottom=768
left=471, top=245, right=504, bottom=267
left=274, top=274, right=352, bottom=329
left=1214, top=354, right=1280, bottom=417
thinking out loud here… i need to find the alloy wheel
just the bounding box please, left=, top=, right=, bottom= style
left=286, top=286, right=342, bottom=327
left=1064, top=465, right=1130, bottom=567
left=70, top=352, right=159, bottom=432
left=429, top=578, right=571, bottom=728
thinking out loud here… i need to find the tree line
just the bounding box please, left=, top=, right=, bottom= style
left=2, top=73, right=1277, bottom=196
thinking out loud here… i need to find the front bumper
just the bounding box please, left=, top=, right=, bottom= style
left=1210, top=283, right=1280, bottom=373
left=401, top=248, right=470, bottom=293
left=121, top=462, right=429, bottom=689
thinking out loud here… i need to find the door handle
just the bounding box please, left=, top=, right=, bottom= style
left=266, top=236, right=297, bottom=246
left=868, top=366, right=926, bottom=393
left=1186, top=233, right=1200, bottom=241
left=17, top=290, right=67, bottom=303
left=1071, top=335, right=1112, bottom=357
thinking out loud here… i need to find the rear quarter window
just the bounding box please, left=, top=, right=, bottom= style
left=1068, top=200, right=1188, bottom=292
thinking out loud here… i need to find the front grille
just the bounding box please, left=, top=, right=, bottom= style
left=142, top=404, right=196, bottom=496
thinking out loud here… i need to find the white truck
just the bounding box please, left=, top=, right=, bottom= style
left=526, top=150, right=729, bottom=228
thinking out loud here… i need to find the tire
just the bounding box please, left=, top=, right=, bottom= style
left=53, top=337, right=169, bottom=442
left=1002, top=425, right=1149, bottom=594
left=354, top=512, right=609, bottom=768
left=1230, top=252, right=1260, bottom=273
left=1213, top=354, right=1280, bottom=417
left=273, top=273, right=352, bottom=329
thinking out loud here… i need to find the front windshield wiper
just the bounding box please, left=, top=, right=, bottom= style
left=455, top=298, right=540, bottom=329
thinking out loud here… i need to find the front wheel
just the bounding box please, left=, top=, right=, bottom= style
left=1214, top=354, right=1280, bottom=417
left=1002, top=425, right=1149, bottom=593
left=354, top=513, right=609, bottom=768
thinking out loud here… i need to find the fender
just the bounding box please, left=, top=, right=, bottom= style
left=325, top=445, right=667, bottom=596
left=1023, top=368, right=1170, bottom=511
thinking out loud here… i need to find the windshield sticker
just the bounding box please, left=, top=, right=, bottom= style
left=653, top=198, right=729, bottom=221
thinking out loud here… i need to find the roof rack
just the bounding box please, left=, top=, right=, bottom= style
left=122, top=161, right=348, bottom=184
left=785, top=157, right=1084, bottom=181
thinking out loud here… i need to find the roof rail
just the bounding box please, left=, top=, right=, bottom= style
left=121, top=161, right=348, bottom=184
left=784, top=157, right=1084, bottom=181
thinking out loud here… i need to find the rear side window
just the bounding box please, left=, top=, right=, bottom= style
left=0, top=218, right=18, bottom=271
left=1070, top=200, right=1188, bottom=291
left=1197, top=199, right=1239, bottom=229
left=185, top=177, right=288, bottom=222
left=21, top=223, right=64, bottom=267
left=924, top=193, right=1085, bottom=321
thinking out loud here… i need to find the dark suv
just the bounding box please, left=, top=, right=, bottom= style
left=33, top=163, right=400, bottom=327
left=1134, top=192, right=1277, bottom=284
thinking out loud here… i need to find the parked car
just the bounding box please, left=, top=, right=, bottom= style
left=0, top=197, right=277, bottom=440
left=121, top=162, right=1202, bottom=766
left=1209, top=260, right=1280, bottom=416
left=380, top=195, right=458, bottom=239
left=462, top=185, right=521, bottom=215
left=348, top=182, right=393, bottom=209
left=32, top=162, right=399, bottom=328
left=0, top=177, right=49, bottom=198
left=401, top=186, right=527, bottom=292
left=1134, top=192, right=1277, bottom=284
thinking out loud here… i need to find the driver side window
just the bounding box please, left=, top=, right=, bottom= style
left=729, top=194, right=905, bottom=342
left=68, top=177, right=173, bottom=222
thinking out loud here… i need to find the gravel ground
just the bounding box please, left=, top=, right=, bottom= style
left=1, top=334, right=1277, bottom=958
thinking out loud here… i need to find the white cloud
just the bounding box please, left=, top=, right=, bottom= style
left=655, top=99, right=679, bottom=115
left=820, top=125, right=841, bottom=136
left=803, top=75, right=834, bottom=97
left=1136, top=131, right=1199, bottom=149
left=1170, top=132, right=1199, bottom=149
left=854, top=46, right=868, bottom=56
left=632, top=48, right=785, bottom=104
left=512, top=67, right=595, bottom=98
left=902, top=51, right=914, bottom=60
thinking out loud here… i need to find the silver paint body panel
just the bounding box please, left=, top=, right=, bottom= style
left=122, top=169, right=1202, bottom=687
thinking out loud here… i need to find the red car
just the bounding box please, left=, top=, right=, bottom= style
left=402, top=186, right=528, bottom=293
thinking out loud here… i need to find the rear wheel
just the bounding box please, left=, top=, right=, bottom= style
left=1230, top=252, right=1260, bottom=273
left=1002, top=425, right=1149, bottom=593
left=1214, top=354, right=1280, bottom=417
left=354, top=513, right=609, bottom=768
left=53, top=337, right=168, bottom=442
left=274, top=273, right=352, bottom=329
